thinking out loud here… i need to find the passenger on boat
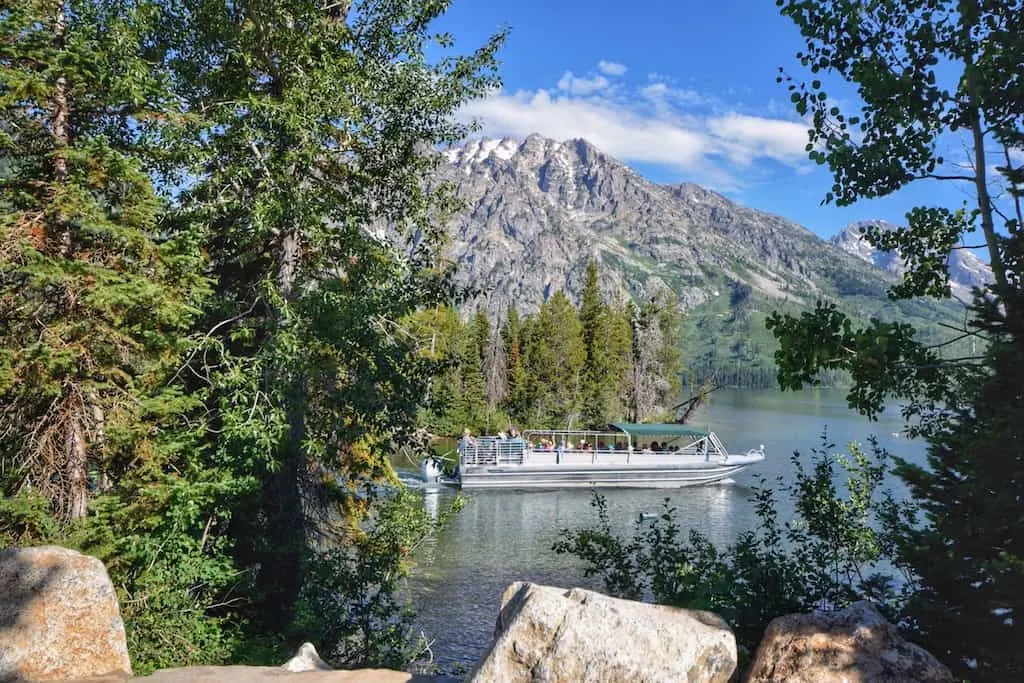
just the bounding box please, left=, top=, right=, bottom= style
left=508, top=429, right=527, bottom=447
left=459, top=429, right=476, bottom=458
left=651, top=441, right=661, bottom=452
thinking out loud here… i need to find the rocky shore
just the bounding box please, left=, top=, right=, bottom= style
left=1, top=546, right=954, bottom=682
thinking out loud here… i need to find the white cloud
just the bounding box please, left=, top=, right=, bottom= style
left=461, top=89, right=708, bottom=169
left=707, top=113, right=810, bottom=166
left=556, top=71, right=611, bottom=96
left=641, top=82, right=668, bottom=98
left=459, top=75, right=812, bottom=188
left=641, top=82, right=708, bottom=108
left=597, top=60, right=628, bottom=76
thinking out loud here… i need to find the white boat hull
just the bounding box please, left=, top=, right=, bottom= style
left=458, top=452, right=763, bottom=490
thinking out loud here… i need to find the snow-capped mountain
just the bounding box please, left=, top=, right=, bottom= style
left=830, top=220, right=994, bottom=300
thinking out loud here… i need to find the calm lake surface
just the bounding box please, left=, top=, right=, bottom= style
left=406, top=388, right=926, bottom=668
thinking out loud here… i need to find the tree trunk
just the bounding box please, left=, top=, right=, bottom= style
left=51, top=1, right=88, bottom=522
left=64, top=413, right=88, bottom=521
left=51, top=0, right=72, bottom=257
left=277, top=229, right=301, bottom=297
left=62, top=386, right=89, bottom=521
left=959, top=0, right=1017, bottom=327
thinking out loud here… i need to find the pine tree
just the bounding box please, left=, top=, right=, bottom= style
left=656, top=292, right=683, bottom=411
left=0, top=0, right=202, bottom=524
left=502, top=305, right=529, bottom=421
left=524, top=292, right=585, bottom=427
left=894, top=330, right=1024, bottom=678
left=579, top=260, right=631, bottom=427
left=471, top=309, right=491, bottom=365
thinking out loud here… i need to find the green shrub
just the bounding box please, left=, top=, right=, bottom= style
left=554, top=434, right=917, bottom=650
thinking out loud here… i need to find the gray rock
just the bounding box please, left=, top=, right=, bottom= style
left=744, top=601, right=954, bottom=682
left=469, top=582, right=737, bottom=683
left=281, top=642, right=331, bottom=672
left=136, top=666, right=430, bottom=682
left=0, top=545, right=132, bottom=681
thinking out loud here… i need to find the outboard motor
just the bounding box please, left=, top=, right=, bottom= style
left=421, top=457, right=443, bottom=484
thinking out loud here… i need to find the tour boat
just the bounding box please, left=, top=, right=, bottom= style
left=424, top=423, right=765, bottom=489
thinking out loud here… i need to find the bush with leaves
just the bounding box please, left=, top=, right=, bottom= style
left=554, top=434, right=917, bottom=650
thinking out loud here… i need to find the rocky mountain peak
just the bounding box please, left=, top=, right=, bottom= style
left=435, top=133, right=895, bottom=317
left=434, top=133, right=973, bottom=378
left=829, top=219, right=993, bottom=297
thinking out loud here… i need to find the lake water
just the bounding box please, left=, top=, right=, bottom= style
left=406, top=388, right=926, bottom=668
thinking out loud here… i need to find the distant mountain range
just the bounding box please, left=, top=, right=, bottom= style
left=830, top=220, right=993, bottom=301
left=436, top=134, right=982, bottom=384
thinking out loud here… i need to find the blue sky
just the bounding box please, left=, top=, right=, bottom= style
left=435, top=0, right=992, bottom=239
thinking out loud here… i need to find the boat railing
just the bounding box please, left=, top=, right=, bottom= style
left=459, top=437, right=527, bottom=466
left=458, top=431, right=734, bottom=466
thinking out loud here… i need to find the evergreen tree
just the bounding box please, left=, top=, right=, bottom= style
left=448, top=329, right=487, bottom=434
left=502, top=305, right=529, bottom=421
left=0, top=0, right=505, bottom=670
left=579, top=260, right=631, bottom=427
left=656, top=292, right=684, bottom=411
left=523, top=292, right=585, bottom=427
left=0, top=0, right=203, bottom=524
left=470, top=309, right=491, bottom=365
left=894, top=330, right=1024, bottom=678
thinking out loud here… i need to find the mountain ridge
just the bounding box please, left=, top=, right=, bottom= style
left=829, top=220, right=993, bottom=301
left=435, top=134, right=975, bottom=383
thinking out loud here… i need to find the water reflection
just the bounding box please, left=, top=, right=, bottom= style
left=423, top=490, right=441, bottom=521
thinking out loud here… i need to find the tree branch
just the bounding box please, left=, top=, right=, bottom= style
left=919, top=173, right=977, bottom=182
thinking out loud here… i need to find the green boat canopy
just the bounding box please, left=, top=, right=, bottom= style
left=608, top=422, right=708, bottom=439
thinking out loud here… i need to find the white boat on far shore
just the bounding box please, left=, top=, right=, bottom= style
left=435, top=423, right=764, bottom=490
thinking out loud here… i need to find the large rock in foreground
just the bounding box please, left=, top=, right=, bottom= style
left=0, top=545, right=132, bottom=681
left=470, top=582, right=737, bottom=682
left=62, top=644, right=448, bottom=683
left=745, top=601, right=953, bottom=682
left=136, top=666, right=435, bottom=682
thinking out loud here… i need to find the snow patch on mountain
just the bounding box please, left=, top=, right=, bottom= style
left=830, top=220, right=993, bottom=300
